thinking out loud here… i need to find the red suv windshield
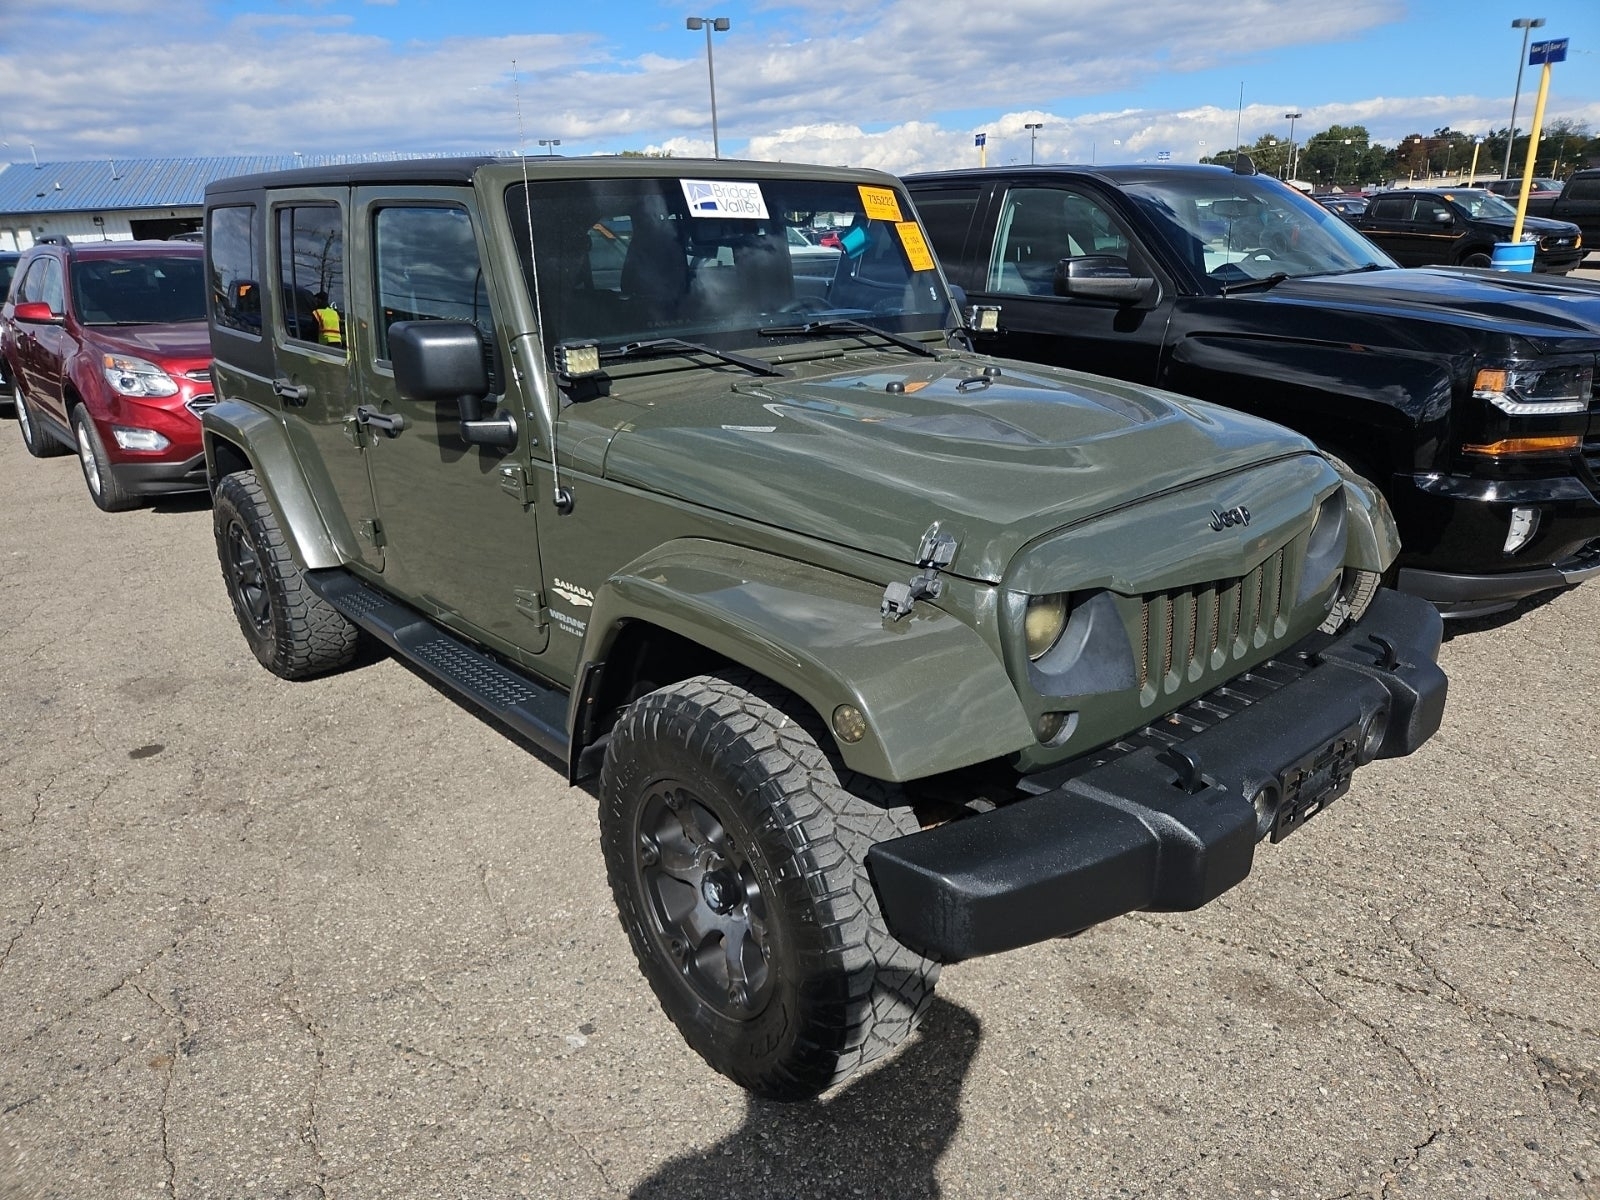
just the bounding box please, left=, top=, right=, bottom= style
left=70, top=255, right=207, bottom=325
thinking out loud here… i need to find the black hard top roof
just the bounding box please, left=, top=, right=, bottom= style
left=207, top=156, right=496, bottom=199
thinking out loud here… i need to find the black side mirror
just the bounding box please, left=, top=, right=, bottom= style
left=389, top=320, right=517, bottom=450
left=1053, top=256, right=1158, bottom=305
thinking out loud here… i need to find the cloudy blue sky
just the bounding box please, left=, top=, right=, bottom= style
left=1, top=0, right=1595, bottom=171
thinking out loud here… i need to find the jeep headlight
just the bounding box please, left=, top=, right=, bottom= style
left=1472, top=362, right=1593, bottom=416
left=1024, top=593, right=1069, bottom=660
left=102, top=353, right=178, bottom=398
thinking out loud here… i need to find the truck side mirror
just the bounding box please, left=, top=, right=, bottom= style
left=1433, top=210, right=1453, bottom=225
left=1053, top=256, right=1158, bottom=305
left=389, top=320, right=517, bottom=450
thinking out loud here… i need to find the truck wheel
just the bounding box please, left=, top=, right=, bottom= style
left=599, top=671, right=938, bottom=1101
left=1459, top=250, right=1493, bottom=268
left=72, top=409, right=138, bottom=512
left=15, top=392, right=69, bottom=458
left=212, top=470, right=359, bottom=680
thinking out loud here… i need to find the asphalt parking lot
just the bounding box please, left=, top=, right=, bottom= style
left=2, top=346, right=1599, bottom=1197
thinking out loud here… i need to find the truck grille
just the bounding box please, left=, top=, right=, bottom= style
left=1136, top=543, right=1294, bottom=706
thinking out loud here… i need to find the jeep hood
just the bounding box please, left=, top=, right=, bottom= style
left=598, top=356, right=1311, bottom=582
left=1256, top=268, right=1600, bottom=349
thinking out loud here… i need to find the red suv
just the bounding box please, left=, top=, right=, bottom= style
left=1, top=238, right=212, bottom=511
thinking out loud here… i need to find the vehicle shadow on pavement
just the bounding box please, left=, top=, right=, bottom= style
left=1440, top=587, right=1566, bottom=641
left=146, top=493, right=213, bottom=515
left=629, top=996, right=982, bottom=1199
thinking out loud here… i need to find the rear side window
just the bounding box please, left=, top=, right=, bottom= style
left=914, top=189, right=981, bottom=264
left=1367, top=196, right=1409, bottom=221
left=1567, top=177, right=1600, bottom=202
left=276, top=205, right=345, bottom=352
left=209, top=205, right=260, bottom=336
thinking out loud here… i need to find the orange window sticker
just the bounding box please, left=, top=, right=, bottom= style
left=895, top=222, right=937, bottom=273
left=858, top=186, right=904, bottom=223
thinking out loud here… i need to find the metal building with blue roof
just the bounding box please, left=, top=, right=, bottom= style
left=0, top=152, right=482, bottom=249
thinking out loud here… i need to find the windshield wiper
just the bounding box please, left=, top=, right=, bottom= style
left=756, top=318, right=939, bottom=359
left=1324, top=262, right=1388, bottom=276
left=604, top=337, right=784, bottom=377
left=1220, top=272, right=1289, bottom=295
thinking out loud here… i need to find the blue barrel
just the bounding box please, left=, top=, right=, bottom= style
left=1490, top=242, right=1535, bottom=272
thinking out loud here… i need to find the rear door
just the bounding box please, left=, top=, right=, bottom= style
left=350, top=186, right=548, bottom=657
left=268, top=189, right=385, bottom=571
left=1355, top=194, right=1417, bottom=264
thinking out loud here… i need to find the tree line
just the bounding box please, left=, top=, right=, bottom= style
left=1200, top=120, right=1598, bottom=188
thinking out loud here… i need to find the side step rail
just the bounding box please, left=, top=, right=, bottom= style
left=306, top=568, right=571, bottom=763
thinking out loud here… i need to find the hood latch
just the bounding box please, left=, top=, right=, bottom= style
left=881, top=523, right=958, bottom=620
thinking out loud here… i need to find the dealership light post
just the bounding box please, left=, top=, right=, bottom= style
left=1024, top=122, right=1043, bottom=165
left=1284, top=111, right=1302, bottom=180
left=686, top=16, right=731, bottom=159
left=1504, top=17, right=1545, bottom=179
left=1330, top=137, right=1353, bottom=188
left=537, top=139, right=560, bottom=156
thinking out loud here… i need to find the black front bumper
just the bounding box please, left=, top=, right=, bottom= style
left=867, top=589, right=1447, bottom=963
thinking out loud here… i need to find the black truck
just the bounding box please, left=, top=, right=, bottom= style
left=906, top=162, right=1600, bottom=615
left=1517, top=168, right=1600, bottom=254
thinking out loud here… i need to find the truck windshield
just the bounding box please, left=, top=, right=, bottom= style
left=507, top=176, right=952, bottom=356
left=1122, top=174, right=1397, bottom=288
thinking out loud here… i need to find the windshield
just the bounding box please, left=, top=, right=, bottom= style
left=508, top=176, right=951, bottom=358
left=1443, top=189, right=1517, bottom=220
left=1122, top=172, right=1396, bottom=287
left=71, top=255, right=206, bottom=325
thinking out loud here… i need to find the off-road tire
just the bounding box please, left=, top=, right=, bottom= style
left=213, top=470, right=359, bottom=680
left=599, top=670, right=939, bottom=1101
left=72, top=408, right=138, bottom=512
left=15, top=391, right=69, bottom=458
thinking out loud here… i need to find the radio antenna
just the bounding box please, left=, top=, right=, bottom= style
left=512, top=59, right=573, bottom=514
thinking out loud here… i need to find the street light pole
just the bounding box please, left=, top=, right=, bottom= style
left=537, top=139, right=560, bottom=156
left=1024, top=122, right=1043, bottom=165
left=685, top=16, right=731, bottom=159
left=1504, top=17, right=1545, bottom=179
left=1284, top=111, right=1302, bottom=180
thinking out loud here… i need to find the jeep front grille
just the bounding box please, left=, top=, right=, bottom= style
left=185, top=394, right=217, bottom=419
left=1136, top=543, right=1294, bottom=706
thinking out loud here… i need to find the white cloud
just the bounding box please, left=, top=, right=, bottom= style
left=0, top=0, right=1593, bottom=173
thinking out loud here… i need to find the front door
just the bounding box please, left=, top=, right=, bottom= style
left=269, top=191, right=384, bottom=571
left=350, top=187, right=547, bottom=657
left=972, top=183, right=1172, bottom=384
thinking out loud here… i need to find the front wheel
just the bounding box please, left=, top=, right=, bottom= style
left=212, top=470, right=359, bottom=679
left=600, top=671, right=939, bottom=1101
left=1460, top=250, right=1493, bottom=269
left=72, top=409, right=138, bottom=512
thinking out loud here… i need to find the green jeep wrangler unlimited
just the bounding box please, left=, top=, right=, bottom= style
left=201, top=157, right=1446, bottom=1100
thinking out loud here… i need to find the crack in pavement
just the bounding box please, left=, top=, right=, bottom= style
left=281, top=952, right=331, bottom=1198
left=0, top=896, right=48, bottom=974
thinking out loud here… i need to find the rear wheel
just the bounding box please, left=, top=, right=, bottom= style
left=600, top=671, right=938, bottom=1101
left=15, top=392, right=69, bottom=458
left=212, top=470, right=359, bottom=679
left=72, top=408, right=138, bottom=512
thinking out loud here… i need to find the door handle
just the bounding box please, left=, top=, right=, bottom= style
left=272, top=377, right=309, bottom=406
left=355, top=405, right=407, bottom=436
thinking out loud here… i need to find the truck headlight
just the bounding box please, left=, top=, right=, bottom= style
left=102, top=353, right=179, bottom=398
left=1024, top=593, right=1069, bottom=660
left=1472, top=363, right=1593, bottom=416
